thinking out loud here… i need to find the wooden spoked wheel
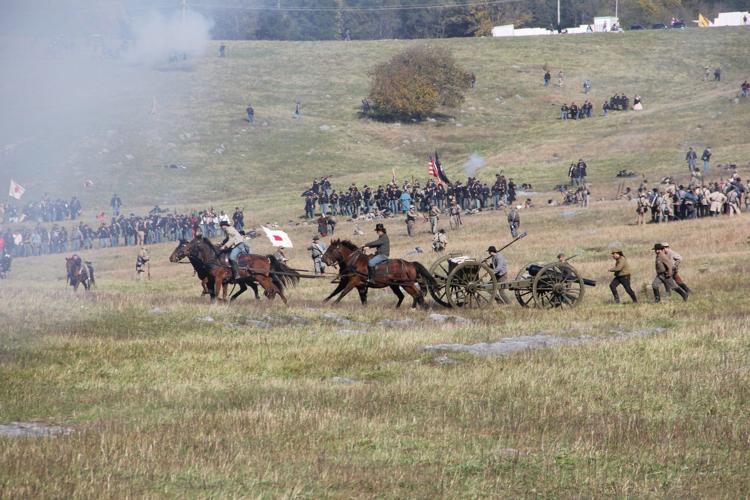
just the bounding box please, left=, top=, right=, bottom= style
left=513, top=263, right=537, bottom=308
left=427, top=253, right=461, bottom=308
left=446, top=261, right=498, bottom=308
left=531, top=263, right=585, bottom=309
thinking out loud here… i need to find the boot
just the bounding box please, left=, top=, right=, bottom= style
left=612, top=293, right=620, bottom=304
left=675, top=285, right=688, bottom=302
left=231, top=262, right=240, bottom=281
left=678, top=283, right=692, bottom=295
left=652, top=288, right=661, bottom=303
left=367, top=266, right=375, bottom=284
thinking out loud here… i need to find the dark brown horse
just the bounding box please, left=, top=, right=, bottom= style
left=66, top=255, right=95, bottom=291
left=321, top=239, right=435, bottom=308
left=169, top=239, right=237, bottom=300
left=184, top=237, right=299, bottom=304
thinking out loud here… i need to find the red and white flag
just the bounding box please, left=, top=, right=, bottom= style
left=262, top=226, right=294, bottom=248
left=427, top=156, right=438, bottom=178
left=9, top=179, right=25, bottom=200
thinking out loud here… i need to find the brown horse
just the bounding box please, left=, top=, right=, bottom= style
left=321, top=239, right=435, bottom=308
left=186, top=237, right=299, bottom=304
left=169, top=239, right=237, bottom=300
left=66, top=255, right=95, bottom=291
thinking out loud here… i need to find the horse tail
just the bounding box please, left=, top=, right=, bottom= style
left=267, top=255, right=300, bottom=291
left=413, top=261, right=437, bottom=291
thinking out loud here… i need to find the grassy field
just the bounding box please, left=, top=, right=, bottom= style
left=2, top=28, right=750, bottom=498
left=2, top=28, right=749, bottom=221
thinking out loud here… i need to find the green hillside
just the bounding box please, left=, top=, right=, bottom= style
left=3, top=28, right=749, bottom=219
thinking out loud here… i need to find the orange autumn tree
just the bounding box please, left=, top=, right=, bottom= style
left=368, top=46, right=471, bottom=120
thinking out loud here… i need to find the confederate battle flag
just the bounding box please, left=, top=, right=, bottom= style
left=8, top=179, right=25, bottom=200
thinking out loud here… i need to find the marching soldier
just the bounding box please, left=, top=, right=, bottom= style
left=608, top=249, right=637, bottom=304
left=135, top=246, right=150, bottom=280
left=507, top=207, right=520, bottom=238
left=307, top=235, right=327, bottom=275
left=652, top=243, right=688, bottom=303
left=362, top=223, right=389, bottom=283
left=405, top=207, right=417, bottom=237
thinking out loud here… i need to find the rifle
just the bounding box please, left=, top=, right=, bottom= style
left=563, top=254, right=578, bottom=262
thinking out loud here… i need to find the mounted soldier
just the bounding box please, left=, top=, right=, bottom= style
left=219, top=220, right=245, bottom=281
left=362, top=223, right=389, bottom=283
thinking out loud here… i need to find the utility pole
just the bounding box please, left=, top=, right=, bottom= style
left=615, top=0, right=619, bottom=20
left=557, top=0, right=561, bottom=31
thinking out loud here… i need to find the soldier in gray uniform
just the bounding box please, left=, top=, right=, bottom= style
left=307, top=235, right=327, bottom=275
left=363, top=223, right=390, bottom=282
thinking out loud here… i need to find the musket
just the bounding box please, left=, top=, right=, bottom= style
left=563, top=254, right=578, bottom=262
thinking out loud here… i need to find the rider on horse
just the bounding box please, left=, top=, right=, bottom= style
left=362, top=223, right=390, bottom=283
left=219, top=220, right=245, bottom=280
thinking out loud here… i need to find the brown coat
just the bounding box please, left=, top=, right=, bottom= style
left=655, top=252, right=673, bottom=277
left=609, top=255, right=631, bottom=277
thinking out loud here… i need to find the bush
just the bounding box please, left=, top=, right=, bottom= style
left=368, top=46, right=471, bottom=120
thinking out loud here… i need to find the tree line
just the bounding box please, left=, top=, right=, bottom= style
left=199, top=0, right=748, bottom=40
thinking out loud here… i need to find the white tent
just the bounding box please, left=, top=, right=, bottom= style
left=712, top=11, right=750, bottom=27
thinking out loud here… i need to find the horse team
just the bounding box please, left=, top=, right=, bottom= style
left=61, top=237, right=435, bottom=308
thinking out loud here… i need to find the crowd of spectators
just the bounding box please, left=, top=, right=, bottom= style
left=302, top=175, right=519, bottom=219
left=1, top=194, right=82, bottom=224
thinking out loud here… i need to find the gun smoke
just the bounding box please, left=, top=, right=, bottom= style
left=463, top=153, right=485, bottom=177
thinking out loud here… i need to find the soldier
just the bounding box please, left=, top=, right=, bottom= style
left=362, top=223, right=389, bottom=283
left=652, top=243, right=688, bottom=303
left=608, top=249, right=637, bottom=304
left=405, top=207, right=416, bottom=237
left=685, top=147, right=697, bottom=173
left=432, top=228, right=447, bottom=252
left=135, top=246, right=150, bottom=280
left=427, top=204, right=440, bottom=234
left=218, top=220, right=244, bottom=281
left=487, top=245, right=509, bottom=304
left=307, top=235, right=326, bottom=275
left=662, top=243, right=690, bottom=294
left=507, top=207, right=520, bottom=238
left=273, top=247, right=289, bottom=263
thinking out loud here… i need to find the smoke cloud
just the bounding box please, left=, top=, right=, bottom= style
left=126, top=11, right=213, bottom=66
left=463, top=153, right=485, bottom=177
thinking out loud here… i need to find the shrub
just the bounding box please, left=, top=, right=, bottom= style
left=368, top=46, right=471, bottom=120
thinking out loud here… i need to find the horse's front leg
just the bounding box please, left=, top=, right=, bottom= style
left=324, top=277, right=348, bottom=302
left=333, top=281, right=358, bottom=304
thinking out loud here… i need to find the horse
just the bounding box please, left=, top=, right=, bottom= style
left=66, top=255, right=95, bottom=291
left=169, top=239, right=236, bottom=300
left=185, top=237, right=299, bottom=304
left=321, top=239, right=436, bottom=308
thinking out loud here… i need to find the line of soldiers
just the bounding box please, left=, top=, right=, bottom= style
left=1, top=195, right=82, bottom=224
left=635, top=175, right=747, bottom=223
left=303, top=175, right=518, bottom=219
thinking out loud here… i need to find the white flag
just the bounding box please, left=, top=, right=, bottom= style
left=262, top=226, right=294, bottom=248
left=9, top=179, right=25, bottom=200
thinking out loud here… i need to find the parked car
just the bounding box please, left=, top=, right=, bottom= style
left=629, top=24, right=644, bottom=30
left=651, top=23, right=667, bottom=29
left=671, top=21, right=685, bottom=28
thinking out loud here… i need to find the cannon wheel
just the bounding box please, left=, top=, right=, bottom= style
left=427, top=253, right=461, bottom=308
left=446, top=261, right=498, bottom=308
left=531, top=263, right=585, bottom=309
left=513, top=263, right=537, bottom=308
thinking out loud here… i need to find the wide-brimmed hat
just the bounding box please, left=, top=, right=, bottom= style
left=487, top=246, right=497, bottom=253
left=312, top=235, right=320, bottom=240
left=611, top=249, right=623, bottom=255
left=653, top=243, right=665, bottom=251
left=662, top=242, right=670, bottom=247
left=375, top=223, right=386, bottom=232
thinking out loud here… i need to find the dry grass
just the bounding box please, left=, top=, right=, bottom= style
left=1, top=197, right=750, bottom=497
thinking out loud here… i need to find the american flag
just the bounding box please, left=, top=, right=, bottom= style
left=427, top=152, right=450, bottom=184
